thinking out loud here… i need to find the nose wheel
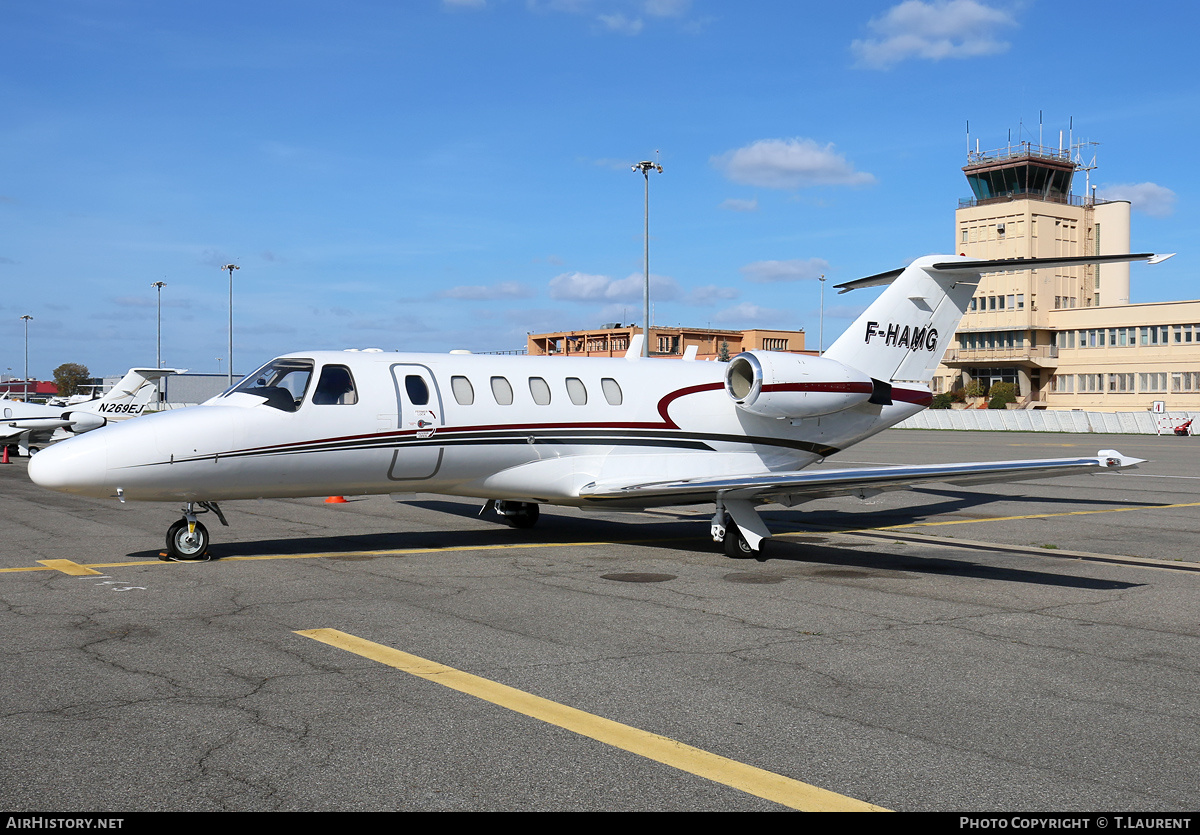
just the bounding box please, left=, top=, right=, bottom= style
left=165, top=519, right=210, bottom=560
left=161, top=501, right=227, bottom=561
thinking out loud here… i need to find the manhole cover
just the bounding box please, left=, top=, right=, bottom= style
left=601, top=572, right=676, bottom=583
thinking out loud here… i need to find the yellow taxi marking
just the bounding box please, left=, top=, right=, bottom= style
left=35, top=559, right=104, bottom=576
left=864, top=500, right=1200, bottom=531
left=0, top=537, right=690, bottom=573
left=296, top=628, right=887, bottom=812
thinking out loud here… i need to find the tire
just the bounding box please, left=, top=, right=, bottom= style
left=723, top=521, right=755, bottom=559
left=503, top=502, right=540, bottom=529
left=165, top=519, right=209, bottom=560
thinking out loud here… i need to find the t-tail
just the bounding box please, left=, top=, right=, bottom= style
left=823, top=252, right=1173, bottom=387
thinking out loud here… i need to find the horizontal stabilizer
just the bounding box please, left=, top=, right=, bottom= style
left=580, top=451, right=1143, bottom=505
left=837, top=252, right=1170, bottom=293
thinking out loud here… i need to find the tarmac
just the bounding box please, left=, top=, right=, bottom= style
left=1, top=429, right=1198, bottom=811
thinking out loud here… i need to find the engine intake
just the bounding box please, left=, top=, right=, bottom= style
left=724, top=351, right=874, bottom=419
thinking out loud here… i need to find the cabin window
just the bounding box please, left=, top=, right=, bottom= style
left=451, top=376, right=474, bottom=406
left=312, top=365, right=358, bottom=405
left=491, top=376, right=514, bottom=405
left=566, top=377, right=587, bottom=405
left=405, top=375, right=429, bottom=405
left=529, top=377, right=551, bottom=405
left=229, top=358, right=313, bottom=412
left=601, top=378, right=622, bottom=405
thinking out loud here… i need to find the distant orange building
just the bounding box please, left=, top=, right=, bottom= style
left=527, top=325, right=811, bottom=360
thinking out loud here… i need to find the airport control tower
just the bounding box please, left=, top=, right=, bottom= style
left=937, top=136, right=1132, bottom=403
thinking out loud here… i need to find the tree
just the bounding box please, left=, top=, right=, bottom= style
left=53, top=363, right=91, bottom=397
left=718, top=340, right=731, bottom=362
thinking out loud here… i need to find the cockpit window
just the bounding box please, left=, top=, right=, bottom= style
left=228, top=358, right=313, bottom=412
left=312, top=365, right=358, bottom=405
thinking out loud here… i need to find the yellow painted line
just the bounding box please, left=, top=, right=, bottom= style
left=36, top=559, right=104, bottom=576
left=297, top=628, right=887, bottom=812
left=0, top=536, right=698, bottom=574
left=777, top=500, right=1200, bottom=537
left=873, top=500, right=1200, bottom=530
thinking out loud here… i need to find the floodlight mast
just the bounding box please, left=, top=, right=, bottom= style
left=151, top=281, right=167, bottom=369
left=221, top=264, right=239, bottom=386
left=632, top=159, right=662, bottom=358
left=20, top=314, right=32, bottom=399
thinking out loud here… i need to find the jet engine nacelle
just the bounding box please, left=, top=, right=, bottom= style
left=724, top=351, right=874, bottom=419
left=60, top=411, right=108, bottom=434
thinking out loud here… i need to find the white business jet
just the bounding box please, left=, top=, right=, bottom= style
left=29, top=253, right=1168, bottom=560
left=3, top=368, right=181, bottom=456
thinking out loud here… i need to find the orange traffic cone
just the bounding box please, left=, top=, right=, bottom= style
left=325, top=496, right=348, bottom=504
left=1, top=446, right=9, bottom=465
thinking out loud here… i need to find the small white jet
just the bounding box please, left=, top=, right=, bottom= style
left=30, top=253, right=1167, bottom=560
left=3, top=368, right=181, bottom=456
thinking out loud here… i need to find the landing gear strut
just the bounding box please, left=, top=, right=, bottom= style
left=162, top=501, right=228, bottom=561
left=712, top=496, right=770, bottom=561
left=488, top=500, right=540, bottom=529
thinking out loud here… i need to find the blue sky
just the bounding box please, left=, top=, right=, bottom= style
left=2, top=0, right=1195, bottom=379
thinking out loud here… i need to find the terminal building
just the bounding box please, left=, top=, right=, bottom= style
left=527, top=325, right=810, bottom=360
left=935, top=140, right=1200, bottom=411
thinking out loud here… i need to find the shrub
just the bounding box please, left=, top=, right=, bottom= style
left=988, top=381, right=1017, bottom=409
left=929, top=393, right=953, bottom=409
left=964, top=380, right=986, bottom=398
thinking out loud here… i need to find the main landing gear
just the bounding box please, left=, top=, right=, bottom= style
left=162, top=501, right=228, bottom=561
left=712, top=497, right=771, bottom=561
left=485, top=500, right=540, bottom=529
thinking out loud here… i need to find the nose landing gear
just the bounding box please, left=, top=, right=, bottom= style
left=161, top=501, right=228, bottom=561
left=486, top=500, right=541, bottom=529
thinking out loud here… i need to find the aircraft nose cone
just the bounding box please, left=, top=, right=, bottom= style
left=27, top=434, right=110, bottom=496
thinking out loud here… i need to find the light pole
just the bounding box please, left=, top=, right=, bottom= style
left=818, top=274, right=826, bottom=354
left=221, top=264, right=239, bottom=385
left=151, top=281, right=167, bottom=369
left=632, top=159, right=662, bottom=357
left=20, top=315, right=32, bottom=399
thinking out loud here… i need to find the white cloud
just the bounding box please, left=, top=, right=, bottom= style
left=439, top=281, right=535, bottom=300
left=549, top=271, right=680, bottom=302
left=713, top=302, right=791, bottom=327
left=719, top=197, right=758, bottom=212
left=1096, top=182, right=1177, bottom=218
left=740, top=258, right=830, bottom=283
left=851, top=1, right=1016, bottom=70
left=713, top=138, right=875, bottom=189
left=688, top=285, right=739, bottom=305
left=598, top=13, right=643, bottom=34
left=530, top=1, right=692, bottom=35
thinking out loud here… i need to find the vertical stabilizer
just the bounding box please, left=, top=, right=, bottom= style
left=823, top=257, right=979, bottom=383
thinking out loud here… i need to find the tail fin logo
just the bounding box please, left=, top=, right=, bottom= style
left=863, top=321, right=937, bottom=351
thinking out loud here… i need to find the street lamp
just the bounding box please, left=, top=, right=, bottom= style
left=632, top=159, right=663, bottom=358
left=220, top=264, right=239, bottom=385
left=20, top=315, right=32, bottom=399
left=818, top=274, right=826, bottom=354
left=151, top=281, right=167, bottom=369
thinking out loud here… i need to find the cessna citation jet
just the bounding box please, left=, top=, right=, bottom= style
left=3, top=368, right=179, bottom=457
left=29, top=253, right=1169, bottom=560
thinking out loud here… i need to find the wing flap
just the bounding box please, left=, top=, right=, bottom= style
left=579, top=451, right=1143, bottom=504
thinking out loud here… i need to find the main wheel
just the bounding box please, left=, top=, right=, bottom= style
left=503, top=502, right=540, bottom=529
left=165, top=519, right=210, bottom=560
left=723, top=521, right=755, bottom=559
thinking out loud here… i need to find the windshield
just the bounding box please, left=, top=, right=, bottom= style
left=226, top=358, right=313, bottom=412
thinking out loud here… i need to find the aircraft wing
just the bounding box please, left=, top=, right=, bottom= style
left=578, top=450, right=1144, bottom=506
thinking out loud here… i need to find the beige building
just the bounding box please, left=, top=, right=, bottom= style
left=527, top=325, right=809, bottom=360
left=935, top=141, right=1200, bottom=411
